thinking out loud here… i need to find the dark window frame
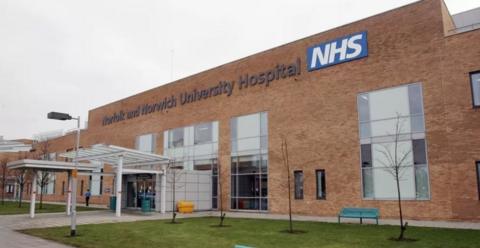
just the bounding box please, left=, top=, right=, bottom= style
left=316, top=169, right=326, bottom=200
left=476, top=161, right=480, bottom=200
left=294, top=170, right=304, bottom=200
left=470, top=71, right=480, bottom=108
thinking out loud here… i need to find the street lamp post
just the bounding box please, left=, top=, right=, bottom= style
left=47, top=111, right=80, bottom=237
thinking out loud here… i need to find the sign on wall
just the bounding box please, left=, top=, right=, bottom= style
left=306, top=31, right=368, bottom=71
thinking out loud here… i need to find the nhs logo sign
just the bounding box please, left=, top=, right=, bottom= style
left=306, top=31, right=368, bottom=71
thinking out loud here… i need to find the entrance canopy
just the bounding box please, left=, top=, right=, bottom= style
left=7, top=159, right=97, bottom=172
left=59, top=144, right=171, bottom=167
left=60, top=144, right=173, bottom=217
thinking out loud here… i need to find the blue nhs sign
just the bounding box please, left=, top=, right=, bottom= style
left=306, top=31, right=368, bottom=71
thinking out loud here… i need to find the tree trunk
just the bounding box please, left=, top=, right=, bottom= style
left=39, top=186, right=44, bottom=209
left=396, top=172, right=406, bottom=240
left=18, top=184, right=24, bottom=208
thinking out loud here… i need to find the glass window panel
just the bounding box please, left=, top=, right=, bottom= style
left=169, top=128, right=184, bottom=148
left=361, top=144, right=372, bottom=168
left=412, top=139, right=427, bottom=165
left=471, top=73, right=480, bottom=107
left=261, top=175, right=268, bottom=197
left=231, top=176, right=237, bottom=197
left=230, top=117, right=238, bottom=140
left=369, top=86, right=410, bottom=120
left=231, top=157, right=237, bottom=174
left=193, top=159, right=214, bottom=171
left=408, top=84, right=424, bottom=115
left=372, top=141, right=413, bottom=168
left=194, top=122, right=213, bottom=145
left=260, top=154, right=268, bottom=174
left=260, top=112, right=268, bottom=137
left=316, top=170, right=326, bottom=200
left=362, top=168, right=374, bottom=198
left=357, top=94, right=370, bottom=122
left=370, top=117, right=411, bottom=137
left=212, top=197, right=218, bottom=209
left=359, top=122, right=371, bottom=139
left=136, top=134, right=155, bottom=153
left=415, top=166, right=430, bottom=199
left=410, top=115, right=425, bottom=133
left=231, top=198, right=237, bottom=209
left=236, top=113, right=260, bottom=139
left=373, top=166, right=416, bottom=199
left=294, top=171, right=304, bottom=199
left=212, top=176, right=218, bottom=197
left=260, top=198, right=268, bottom=211
left=237, top=175, right=260, bottom=197
left=237, top=155, right=260, bottom=174
left=237, top=198, right=259, bottom=210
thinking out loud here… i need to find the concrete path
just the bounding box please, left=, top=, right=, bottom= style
left=1, top=210, right=479, bottom=248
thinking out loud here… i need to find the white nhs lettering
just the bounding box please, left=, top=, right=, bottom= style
left=307, top=31, right=368, bottom=71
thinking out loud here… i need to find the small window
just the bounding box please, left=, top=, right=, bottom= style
left=136, top=134, right=155, bottom=153
left=316, top=170, right=326, bottom=200
left=470, top=71, right=480, bottom=107
left=477, top=162, right=480, bottom=200
left=294, top=171, right=304, bottom=200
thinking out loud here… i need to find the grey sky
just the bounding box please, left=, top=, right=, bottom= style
left=0, top=0, right=478, bottom=140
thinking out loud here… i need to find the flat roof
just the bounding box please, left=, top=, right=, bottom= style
left=7, top=159, right=98, bottom=172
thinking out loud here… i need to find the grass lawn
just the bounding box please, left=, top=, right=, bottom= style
left=0, top=201, right=102, bottom=215
left=21, top=217, right=480, bottom=248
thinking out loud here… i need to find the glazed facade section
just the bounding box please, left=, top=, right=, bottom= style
left=5, top=0, right=480, bottom=221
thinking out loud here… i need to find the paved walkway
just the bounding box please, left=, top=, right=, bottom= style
left=1, top=210, right=479, bottom=248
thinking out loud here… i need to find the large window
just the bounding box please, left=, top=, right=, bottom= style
left=231, top=112, right=268, bottom=211
left=357, top=83, right=430, bottom=200
left=316, top=170, right=326, bottom=200
left=135, top=133, right=156, bottom=153
left=294, top=171, right=304, bottom=200
left=471, top=71, right=480, bottom=107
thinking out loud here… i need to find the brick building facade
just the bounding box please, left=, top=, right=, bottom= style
left=3, top=0, right=480, bottom=221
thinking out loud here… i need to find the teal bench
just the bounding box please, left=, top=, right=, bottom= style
left=338, top=207, right=379, bottom=224
left=234, top=245, right=254, bottom=248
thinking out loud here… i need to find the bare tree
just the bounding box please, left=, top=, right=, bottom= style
left=281, top=136, right=294, bottom=233
left=215, top=160, right=226, bottom=227
left=375, top=115, right=412, bottom=241
left=0, top=158, right=7, bottom=205
left=166, top=161, right=185, bottom=224
left=36, top=140, right=52, bottom=209
left=14, top=151, right=31, bottom=208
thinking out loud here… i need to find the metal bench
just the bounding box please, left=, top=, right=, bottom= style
left=338, top=207, right=379, bottom=224
left=234, top=245, right=254, bottom=248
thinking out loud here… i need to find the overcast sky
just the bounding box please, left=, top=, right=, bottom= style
left=0, top=0, right=478, bottom=140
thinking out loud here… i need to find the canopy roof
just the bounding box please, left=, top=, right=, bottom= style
left=59, top=144, right=171, bottom=167
left=7, top=159, right=97, bottom=172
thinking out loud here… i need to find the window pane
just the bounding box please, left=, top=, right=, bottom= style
left=237, top=198, right=259, bottom=210
left=357, top=94, right=370, bottom=122
left=361, top=144, right=372, bottom=168
left=236, top=113, right=260, bottom=139
left=412, top=139, right=427, bottom=165
left=169, top=128, right=184, bottom=148
left=294, top=171, right=304, bottom=199
left=261, top=175, right=268, bottom=197
left=411, top=115, right=425, bottom=133
left=316, top=170, right=326, bottom=199
left=471, top=73, right=480, bottom=106
left=230, top=117, right=238, bottom=140
left=237, top=174, right=260, bottom=197
left=136, top=134, right=155, bottom=153
left=237, top=155, right=260, bottom=174
left=408, top=84, right=423, bottom=115
left=415, top=165, right=430, bottom=199
left=359, top=122, right=371, bottom=139
left=260, top=198, right=268, bottom=211
left=260, top=112, right=268, bottom=137
left=369, top=86, right=409, bottom=120
left=362, top=168, right=374, bottom=198
left=194, top=122, right=213, bottom=145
